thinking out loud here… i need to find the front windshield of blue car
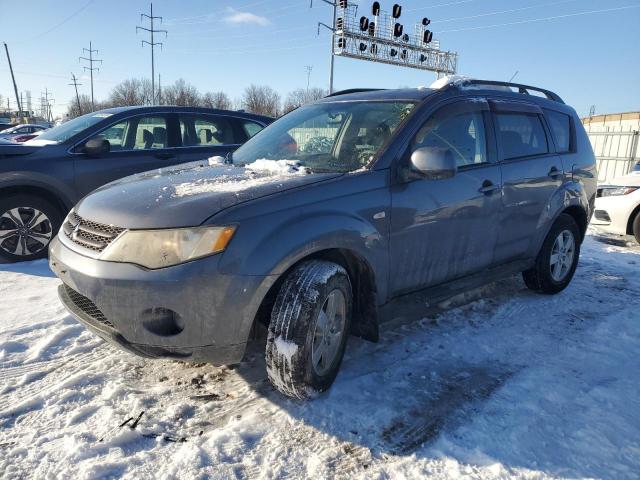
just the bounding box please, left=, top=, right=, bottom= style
left=231, top=101, right=415, bottom=173
left=35, top=111, right=114, bottom=143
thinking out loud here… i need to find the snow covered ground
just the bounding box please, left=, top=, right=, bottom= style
left=1, top=232, right=639, bottom=479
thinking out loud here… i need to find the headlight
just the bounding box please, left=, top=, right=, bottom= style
left=100, top=225, right=236, bottom=269
left=600, top=186, right=638, bottom=197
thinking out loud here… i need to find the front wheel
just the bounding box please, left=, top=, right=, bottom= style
left=266, top=260, right=352, bottom=399
left=523, top=213, right=581, bottom=294
left=0, top=195, right=62, bottom=262
left=632, top=211, right=640, bottom=245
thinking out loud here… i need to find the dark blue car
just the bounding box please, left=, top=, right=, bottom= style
left=0, top=106, right=272, bottom=261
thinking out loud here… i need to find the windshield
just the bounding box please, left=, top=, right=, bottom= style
left=232, top=101, right=415, bottom=173
left=35, top=111, right=113, bottom=143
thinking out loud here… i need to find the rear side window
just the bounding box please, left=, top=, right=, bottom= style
left=241, top=120, right=264, bottom=139
left=180, top=115, right=237, bottom=147
left=496, top=112, right=548, bottom=160
left=544, top=109, right=572, bottom=153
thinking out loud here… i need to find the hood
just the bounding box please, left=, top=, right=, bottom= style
left=0, top=142, right=42, bottom=157
left=601, top=171, right=640, bottom=188
left=75, top=161, right=341, bottom=229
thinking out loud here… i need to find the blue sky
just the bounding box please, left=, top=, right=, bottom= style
left=1, top=0, right=638, bottom=118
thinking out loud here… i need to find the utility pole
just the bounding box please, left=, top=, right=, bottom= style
left=157, top=73, right=162, bottom=105
left=79, top=41, right=102, bottom=111
left=3, top=42, right=23, bottom=121
left=41, top=89, right=54, bottom=123
left=137, top=3, right=167, bottom=105
left=69, top=73, right=83, bottom=116
left=305, top=65, right=313, bottom=92
left=312, top=0, right=337, bottom=94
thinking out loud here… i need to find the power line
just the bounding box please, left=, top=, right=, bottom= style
left=16, top=0, right=95, bottom=44
left=69, top=73, right=83, bottom=116
left=433, top=0, right=582, bottom=24
left=79, top=41, right=102, bottom=111
left=164, top=0, right=275, bottom=24
left=438, top=4, right=640, bottom=34
left=137, top=3, right=167, bottom=105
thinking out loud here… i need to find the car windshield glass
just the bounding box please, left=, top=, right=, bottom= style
left=231, top=101, right=415, bottom=173
left=36, top=112, right=113, bottom=143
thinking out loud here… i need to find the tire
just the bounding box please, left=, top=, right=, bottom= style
left=522, top=213, right=581, bottom=294
left=632, top=211, right=640, bottom=245
left=266, top=260, right=352, bottom=399
left=0, top=194, right=62, bottom=262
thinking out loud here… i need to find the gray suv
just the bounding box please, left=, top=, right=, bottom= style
left=49, top=79, right=596, bottom=399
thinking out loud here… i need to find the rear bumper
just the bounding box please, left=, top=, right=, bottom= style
left=49, top=235, right=274, bottom=365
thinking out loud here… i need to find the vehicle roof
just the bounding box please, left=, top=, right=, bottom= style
left=95, top=105, right=273, bottom=123
left=318, top=88, right=436, bottom=103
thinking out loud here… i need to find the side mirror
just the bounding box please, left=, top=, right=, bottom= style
left=82, top=137, right=110, bottom=157
left=409, top=146, right=457, bottom=180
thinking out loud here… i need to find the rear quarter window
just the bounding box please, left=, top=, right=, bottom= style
left=496, top=112, right=549, bottom=160
left=544, top=109, right=572, bottom=153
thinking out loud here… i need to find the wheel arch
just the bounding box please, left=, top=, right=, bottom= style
left=254, top=247, right=380, bottom=342
left=626, top=203, right=640, bottom=235
left=0, top=183, right=72, bottom=216
left=561, top=204, right=588, bottom=241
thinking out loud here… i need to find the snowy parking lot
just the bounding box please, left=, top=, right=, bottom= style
left=1, top=232, right=639, bottom=479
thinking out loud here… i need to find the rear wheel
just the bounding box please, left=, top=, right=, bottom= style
left=0, top=195, right=62, bottom=262
left=266, top=260, right=352, bottom=399
left=523, top=213, right=581, bottom=294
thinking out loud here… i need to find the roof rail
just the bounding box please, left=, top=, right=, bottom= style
left=457, top=79, right=564, bottom=104
left=326, top=88, right=384, bottom=97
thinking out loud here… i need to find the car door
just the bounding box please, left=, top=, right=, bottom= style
left=389, top=98, right=502, bottom=296
left=73, top=114, right=181, bottom=197
left=177, top=114, right=250, bottom=163
left=489, top=100, right=564, bottom=262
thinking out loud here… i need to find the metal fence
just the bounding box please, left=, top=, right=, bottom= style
left=587, top=130, right=639, bottom=182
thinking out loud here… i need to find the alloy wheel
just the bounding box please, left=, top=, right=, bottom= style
left=311, top=289, right=347, bottom=376
left=0, top=207, right=53, bottom=257
left=550, top=229, right=575, bottom=282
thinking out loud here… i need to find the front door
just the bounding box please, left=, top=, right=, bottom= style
left=74, top=114, right=181, bottom=197
left=389, top=99, right=502, bottom=296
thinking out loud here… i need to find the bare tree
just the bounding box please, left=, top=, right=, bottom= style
left=162, top=78, right=201, bottom=106
left=201, top=91, right=232, bottom=110
left=108, top=78, right=153, bottom=107
left=283, top=87, right=327, bottom=113
left=65, top=94, right=102, bottom=119
left=241, top=84, right=281, bottom=117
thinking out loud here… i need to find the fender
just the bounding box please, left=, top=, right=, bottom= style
left=221, top=210, right=388, bottom=304
left=0, top=171, right=76, bottom=211
left=528, top=178, right=590, bottom=258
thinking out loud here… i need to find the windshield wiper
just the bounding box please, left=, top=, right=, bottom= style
left=225, top=151, right=234, bottom=164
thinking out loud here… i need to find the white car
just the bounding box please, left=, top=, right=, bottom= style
left=591, top=171, right=640, bottom=244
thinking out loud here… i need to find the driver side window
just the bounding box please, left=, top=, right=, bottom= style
left=413, top=108, right=488, bottom=168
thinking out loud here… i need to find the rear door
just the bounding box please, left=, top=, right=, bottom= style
left=389, top=98, right=503, bottom=295
left=490, top=100, right=564, bottom=262
left=73, top=114, right=181, bottom=197
left=177, top=114, right=259, bottom=163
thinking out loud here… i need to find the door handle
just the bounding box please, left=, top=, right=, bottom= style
left=155, top=152, right=176, bottom=160
left=479, top=180, right=501, bottom=194
left=548, top=166, right=562, bottom=178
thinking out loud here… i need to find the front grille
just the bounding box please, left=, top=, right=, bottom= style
left=63, top=211, right=125, bottom=253
left=63, top=284, right=114, bottom=328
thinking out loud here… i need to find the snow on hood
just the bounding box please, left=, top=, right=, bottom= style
left=244, top=159, right=307, bottom=175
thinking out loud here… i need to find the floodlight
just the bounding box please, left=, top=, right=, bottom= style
left=339, top=0, right=348, bottom=8
left=401, top=49, right=407, bottom=59
left=423, top=30, right=433, bottom=44
left=368, top=22, right=376, bottom=36
left=338, top=38, right=347, bottom=48
left=370, top=43, right=378, bottom=54
left=393, top=23, right=403, bottom=37
left=390, top=48, right=397, bottom=57
left=336, top=17, right=344, bottom=30
left=392, top=4, right=402, bottom=18
left=402, top=33, right=409, bottom=43
left=359, top=42, right=367, bottom=52
left=360, top=16, right=369, bottom=31
left=422, top=17, right=431, bottom=26
left=372, top=2, right=380, bottom=16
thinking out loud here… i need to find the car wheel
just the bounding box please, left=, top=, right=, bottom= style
left=0, top=195, right=62, bottom=262
left=632, top=211, right=640, bottom=245
left=266, top=260, right=352, bottom=399
left=522, top=213, right=581, bottom=294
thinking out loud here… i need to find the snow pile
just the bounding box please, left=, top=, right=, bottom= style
left=1, top=233, right=640, bottom=478
left=172, top=175, right=282, bottom=197
left=244, top=159, right=306, bottom=175
left=207, top=156, right=226, bottom=166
